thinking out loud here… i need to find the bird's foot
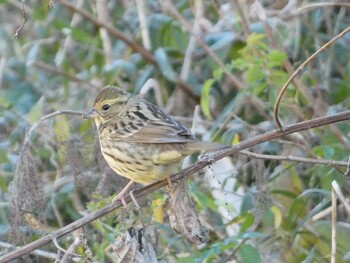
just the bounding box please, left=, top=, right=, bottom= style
left=112, top=193, right=128, bottom=207
left=166, top=176, right=173, bottom=191
left=112, top=180, right=135, bottom=208
left=198, top=153, right=215, bottom=163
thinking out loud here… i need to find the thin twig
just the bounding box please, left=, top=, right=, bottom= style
left=222, top=238, right=249, bottom=262
left=164, top=0, right=243, bottom=89
left=331, top=181, right=337, bottom=263
left=58, top=0, right=155, bottom=64
left=1, top=110, right=350, bottom=262
left=283, top=2, right=350, bottom=19
left=231, top=0, right=250, bottom=37
left=52, top=238, right=81, bottom=259
left=32, top=61, right=98, bottom=89
left=345, top=157, right=350, bottom=179
left=180, top=0, right=200, bottom=81
left=24, top=110, right=84, bottom=145
left=14, top=0, right=27, bottom=38
left=331, top=181, right=350, bottom=214
left=135, top=0, right=151, bottom=50
left=139, top=78, right=163, bottom=107
left=273, top=25, right=350, bottom=130
left=0, top=57, right=5, bottom=89
left=96, top=0, right=112, bottom=64
left=0, top=241, right=57, bottom=260
left=55, top=0, right=84, bottom=66
left=312, top=206, right=332, bottom=222
left=240, top=150, right=348, bottom=168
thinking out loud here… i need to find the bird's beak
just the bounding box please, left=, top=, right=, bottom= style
left=83, top=109, right=98, bottom=119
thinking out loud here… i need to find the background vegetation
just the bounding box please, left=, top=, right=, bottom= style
left=0, top=0, right=350, bottom=262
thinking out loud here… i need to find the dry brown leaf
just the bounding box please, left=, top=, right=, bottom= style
left=167, top=180, right=209, bottom=244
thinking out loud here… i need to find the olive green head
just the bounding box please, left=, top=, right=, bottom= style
left=83, top=85, right=132, bottom=125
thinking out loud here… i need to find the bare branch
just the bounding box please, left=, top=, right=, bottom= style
left=14, top=0, right=27, bottom=38
left=331, top=181, right=337, bottom=263
left=240, top=150, right=348, bottom=168
left=273, top=25, right=350, bottom=129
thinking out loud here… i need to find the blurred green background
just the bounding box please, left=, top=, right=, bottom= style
left=0, top=0, right=350, bottom=262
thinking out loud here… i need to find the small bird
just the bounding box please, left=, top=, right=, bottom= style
left=83, top=85, right=223, bottom=205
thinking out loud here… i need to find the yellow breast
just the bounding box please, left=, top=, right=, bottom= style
left=99, top=139, right=182, bottom=185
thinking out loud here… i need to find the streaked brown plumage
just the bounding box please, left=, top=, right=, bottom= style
left=84, top=85, right=223, bottom=203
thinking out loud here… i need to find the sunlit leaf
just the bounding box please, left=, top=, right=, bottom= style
left=213, top=67, right=223, bottom=80
left=152, top=198, right=164, bottom=224
left=26, top=97, right=44, bottom=124
left=200, top=78, right=215, bottom=119
left=246, top=66, right=265, bottom=83
left=246, top=33, right=266, bottom=46
left=232, top=132, right=240, bottom=145
left=267, top=50, right=287, bottom=68
left=54, top=114, right=69, bottom=141
left=270, top=205, right=282, bottom=229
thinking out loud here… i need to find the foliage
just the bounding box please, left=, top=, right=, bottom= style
left=0, top=0, right=350, bottom=262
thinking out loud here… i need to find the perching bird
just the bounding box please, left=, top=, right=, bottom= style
left=83, top=85, right=224, bottom=205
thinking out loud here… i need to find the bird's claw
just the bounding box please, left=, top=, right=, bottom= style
left=112, top=194, right=128, bottom=208
left=166, top=176, right=173, bottom=191
left=198, top=153, right=215, bottom=163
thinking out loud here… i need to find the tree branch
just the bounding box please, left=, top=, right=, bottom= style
left=1, top=110, right=350, bottom=262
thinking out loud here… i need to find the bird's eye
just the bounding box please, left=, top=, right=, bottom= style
left=102, top=104, right=110, bottom=111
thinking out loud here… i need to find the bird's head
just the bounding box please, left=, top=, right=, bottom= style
left=83, top=85, right=132, bottom=127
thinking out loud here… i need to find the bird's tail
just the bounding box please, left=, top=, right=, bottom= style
left=186, top=141, right=229, bottom=153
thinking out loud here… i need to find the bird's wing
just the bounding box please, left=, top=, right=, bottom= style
left=108, top=101, right=198, bottom=144
left=109, top=119, right=198, bottom=144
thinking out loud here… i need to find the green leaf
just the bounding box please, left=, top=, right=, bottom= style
left=251, top=81, right=268, bottom=96
left=239, top=244, right=261, bottom=263
left=27, top=43, right=41, bottom=64
left=246, top=33, right=266, bottom=46
left=270, top=205, right=282, bottom=228
left=200, top=79, right=215, bottom=119
left=154, top=48, right=177, bottom=82
left=269, top=70, right=288, bottom=87
left=231, top=58, right=249, bottom=70
left=192, top=189, right=217, bottom=211
left=54, top=114, right=70, bottom=141
left=161, top=23, right=188, bottom=50
left=312, top=221, right=350, bottom=261
left=26, top=97, right=44, bottom=124
left=266, top=50, right=287, bottom=68
left=286, top=189, right=331, bottom=230
left=240, top=213, right=255, bottom=232
left=206, top=32, right=237, bottom=63
left=0, top=149, right=9, bottom=163
left=57, top=25, right=95, bottom=44
left=240, top=193, right=254, bottom=213
left=213, top=67, right=223, bottom=80
left=176, top=258, right=196, bottom=263
left=304, top=247, right=316, bottom=263
left=246, top=66, right=265, bottom=83
left=268, top=87, right=278, bottom=105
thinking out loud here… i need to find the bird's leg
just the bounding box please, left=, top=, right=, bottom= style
left=129, top=190, right=141, bottom=209
left=113, top=180, right=135, bottom=207
left=166, top=176, right=173, bottom=191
